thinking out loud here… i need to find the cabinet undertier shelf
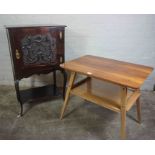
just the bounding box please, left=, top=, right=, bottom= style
left=20, top=85, right=62, bottom=103
left=71, top=78, right=140, bottom=113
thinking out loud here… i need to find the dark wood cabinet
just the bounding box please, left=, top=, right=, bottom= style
left=6, top=25, right=67, bottom=116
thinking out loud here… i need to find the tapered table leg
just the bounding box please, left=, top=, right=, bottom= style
left=60, top=72, right=76, bottom=119
left=136, top=97, right=141, bottom=124
left=120, top=87, right=127, bottom=139
left=121, top=108, right=126, bottom=139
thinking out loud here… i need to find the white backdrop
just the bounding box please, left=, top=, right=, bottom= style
left=0, top=14, right=154, bottom=90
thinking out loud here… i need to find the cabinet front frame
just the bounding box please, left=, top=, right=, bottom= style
left=7, top=26, right=65, bottom=79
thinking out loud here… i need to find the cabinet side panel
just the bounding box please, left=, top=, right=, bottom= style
left=6, top=28, right=19, bottom=80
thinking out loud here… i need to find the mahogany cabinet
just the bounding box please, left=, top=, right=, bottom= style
left=6, top=25, right=67, bottom=116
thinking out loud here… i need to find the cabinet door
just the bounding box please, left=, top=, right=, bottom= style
left=8, top=27, right=64, bottom=79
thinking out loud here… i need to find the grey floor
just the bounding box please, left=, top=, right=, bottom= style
left=0, top=85, right=155, bottom=140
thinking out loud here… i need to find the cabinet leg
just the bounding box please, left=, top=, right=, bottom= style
left=17, top=103, right=23, bottom=118
left=15, top=80, right=23, bottom=117
left=136, top=97, right=141, bottom=124
left=60, top=72, right=76, bottom=120
left=53, top=70, right=57, bottom=96
left=62, top=70, right=67, bottom=99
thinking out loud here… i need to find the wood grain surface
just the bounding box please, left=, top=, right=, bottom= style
left=60, top=55, right=153, bottom=89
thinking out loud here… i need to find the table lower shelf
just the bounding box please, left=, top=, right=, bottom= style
left=71, top=78, right=140, bottom=113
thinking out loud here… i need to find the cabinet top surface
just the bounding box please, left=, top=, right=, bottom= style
left=5, top=24, right=67, bottom=28
left=61, top=55, right=153, bottom=89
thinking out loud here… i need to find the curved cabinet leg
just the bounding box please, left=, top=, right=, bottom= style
left=14, top=80, right=23, bottom=117
left=62, top=70, right=67, bottom=99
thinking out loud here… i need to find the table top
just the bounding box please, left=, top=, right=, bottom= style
left=60, top=55, right=153, bottom=89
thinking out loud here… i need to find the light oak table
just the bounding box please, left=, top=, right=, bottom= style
left=60, top=55, right=153, bottom=139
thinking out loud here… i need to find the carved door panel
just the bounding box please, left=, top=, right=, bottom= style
left=21, top=32, right=57, bottom=66
left=9, top=27, right=62, bottom=78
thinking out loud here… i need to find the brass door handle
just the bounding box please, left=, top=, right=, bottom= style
left=59, top=31, right=62, bottom=40
left=15, top=49, right=21, bottom=59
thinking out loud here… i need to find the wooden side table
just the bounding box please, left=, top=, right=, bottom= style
left=60, top=55, right=153, bottom=139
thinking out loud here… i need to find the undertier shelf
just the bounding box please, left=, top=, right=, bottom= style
left=71, top=78, right=140, bottom=113
left=20, top=85, right=62, bottom=103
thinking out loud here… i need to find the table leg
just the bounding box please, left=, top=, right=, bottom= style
left=120, top=87, right=127, bottom=139
left=136, top=97, right=141, bottom=124
left=121, top=108, right=126, bottom=139
left=60, top=72, right=76, bottom=120
left=87, top=77, right=92, bottom=93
